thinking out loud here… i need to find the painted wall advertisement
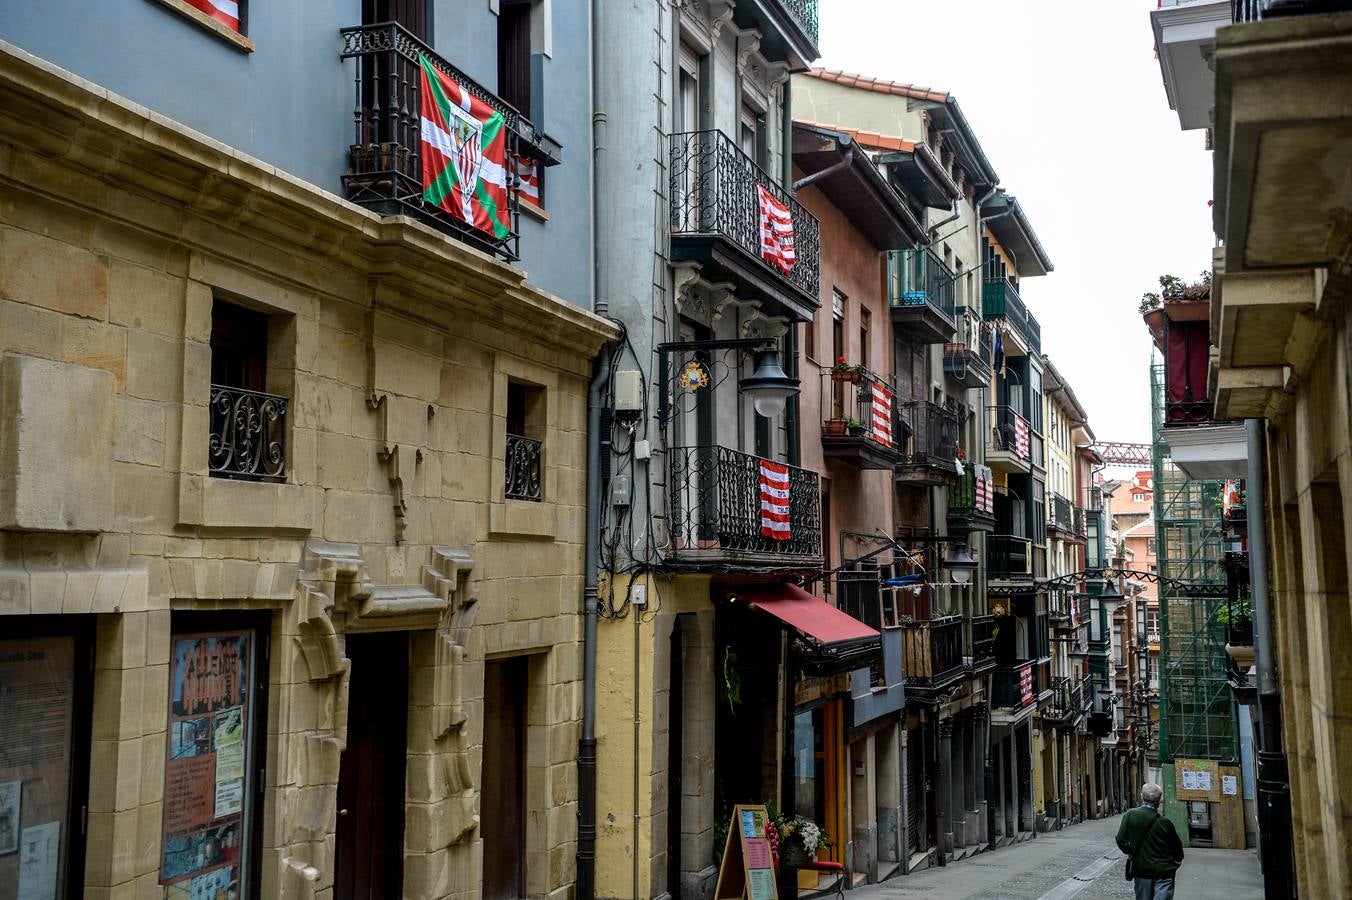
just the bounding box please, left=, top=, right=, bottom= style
left=0, top=636, right=77, bottom=900
left=161, top=631, right=255, bottom=900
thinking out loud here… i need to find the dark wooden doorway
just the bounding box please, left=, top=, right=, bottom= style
left=482, top=657, right=528, bottom=900
left=335, top=631, right=409, bottom=900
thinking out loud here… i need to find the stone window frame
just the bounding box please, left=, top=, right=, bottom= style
left=176, top=255, right=320, bottom=531
left=489, top=353, right=558, bottom=540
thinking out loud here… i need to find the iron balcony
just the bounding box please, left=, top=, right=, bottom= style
left=669, top=129, right=821, bottom=320
left=666, top=444, right=823, bottom=568
left=820, top=367, right=905, bottom=470
left=889, top=248, right=957, bottom=344
left=982, top=277, right=1042, bottom=355
left=988, top=534, right=1034, bottom=582
left=947, top=466, right=997, bottom=535
left=944, top=308, right=993, bottom=388
left=895, top=400, right=960, bottom=485
left=505, top=433, right=543, bottom=501
left=986, top=404, right=1033, bottom=474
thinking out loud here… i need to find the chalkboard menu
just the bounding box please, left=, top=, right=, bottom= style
left=714, top=804, right=778, bottom=900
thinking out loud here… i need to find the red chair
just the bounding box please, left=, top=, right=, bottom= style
left=798, top=858, right=846, bottom=897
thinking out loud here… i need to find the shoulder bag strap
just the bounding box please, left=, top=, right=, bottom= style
left=1129, top=811, right=1160, bottom=862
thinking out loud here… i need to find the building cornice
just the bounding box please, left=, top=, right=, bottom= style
left=0, top=40, right=618, bottom=356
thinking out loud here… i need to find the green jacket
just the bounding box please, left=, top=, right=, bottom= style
left=1116, top=806, right=1185, bottom=879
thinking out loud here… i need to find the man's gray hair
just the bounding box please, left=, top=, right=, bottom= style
left=1141, top=782, right=1164, bottom=805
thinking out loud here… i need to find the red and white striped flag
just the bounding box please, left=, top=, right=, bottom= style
left=185, top=0, right=239, bottom=30
left=975, top=465, right=994, bottom=513
left=759, top=459, right=791, bottom=541
left=870, top=382, right=894, bottom=447
left=517, top=154, right=540, bottom=204
left=1014, top=416, right=1030, bottom=460
left=757, top=184, right=796, bottom=275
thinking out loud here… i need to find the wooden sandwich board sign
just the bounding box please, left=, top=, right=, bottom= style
left=714, top=804, right=779, bottom=900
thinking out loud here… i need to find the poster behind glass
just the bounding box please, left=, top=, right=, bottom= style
left=161, top=630, right=255, bottom=900
left=0, top=636, right=77, bottom=900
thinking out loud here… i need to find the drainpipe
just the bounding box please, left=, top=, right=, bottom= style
left=792, top=143, right=853, bottom=192
left=1246, top=418, right=1295, bottom=894
left=578, top=0, right=608, bottom=892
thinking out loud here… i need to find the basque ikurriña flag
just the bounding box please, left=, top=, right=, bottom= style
left=418, top=54, right=511, bottom=241
left=759, top=459, right=792, bottom=541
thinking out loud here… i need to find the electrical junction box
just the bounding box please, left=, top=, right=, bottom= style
left=634, top=439, right=651, bottom=460
left=614, top=369, right=643, bottom=413
left=610, top=473, right=632, bottom=507
left=632, top=584, right=647, bottom=607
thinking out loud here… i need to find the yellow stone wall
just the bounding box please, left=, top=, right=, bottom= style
left=0, top=46, right=614, bottom=900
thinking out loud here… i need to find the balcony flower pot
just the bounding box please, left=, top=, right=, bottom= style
left=824, top=418, right=849, bottom=436
left=846, top=420, right=867, bottom=437
left=831, top=358, right=861, bottom=383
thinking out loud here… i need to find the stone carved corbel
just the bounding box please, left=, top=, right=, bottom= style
left=741, top=308, right=790, bottom=342
left=429, top=547, right=481, bottom=846
left=735, top=29, right=762, bottom=75
left=708, top=0, right=734, bottom=38
left=368, top=394, right=426, bottom=544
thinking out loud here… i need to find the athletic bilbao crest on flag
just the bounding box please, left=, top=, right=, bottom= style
left=759, top=459, right=792, bottom=542
left=757, top=184, right=795, bottom=275
left=418, top=54, right=510, bottom=241
left=870, top=382, right=894, bottom=448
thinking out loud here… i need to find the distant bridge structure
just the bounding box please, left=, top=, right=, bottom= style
left=1092, top=442, right=1152, bottom=467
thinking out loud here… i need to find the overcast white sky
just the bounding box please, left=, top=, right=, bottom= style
left=817, top=0, right=1216, bottom=444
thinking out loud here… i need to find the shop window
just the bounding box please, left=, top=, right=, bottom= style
left=159, top=616, right=268, bottom=899
left=0, top=620, right=93, bottom=900
left=209, top=299, right=289, bottom=482
left=505, top=381, right=545, bottom=501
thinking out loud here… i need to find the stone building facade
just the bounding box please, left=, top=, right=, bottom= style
left=0, top=42, right=613, bottom=900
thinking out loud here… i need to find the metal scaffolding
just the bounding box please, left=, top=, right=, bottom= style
left=1150, top=363, right=1238, bottom=764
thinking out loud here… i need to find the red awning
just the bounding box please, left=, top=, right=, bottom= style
left=736, top=584, right=879, bottom=645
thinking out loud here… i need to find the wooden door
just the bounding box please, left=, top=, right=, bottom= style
left=335, top=632, right=409, bottom=900
left=482, top=658, right=528, bottom=900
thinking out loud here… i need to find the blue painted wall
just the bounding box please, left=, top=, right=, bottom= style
left=0, top=0, right=592, bottom=308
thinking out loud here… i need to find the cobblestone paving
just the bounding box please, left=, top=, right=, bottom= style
left=842, top=814, right=1262, bottom=900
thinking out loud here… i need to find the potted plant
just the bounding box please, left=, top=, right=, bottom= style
left=1217, top=596, right=1254, bottom=647
left=831, top=356, right=861, bottom=383
left=823, top=417, right=849, bottom=436
left=846, top=417, right=867, bottom=436
left=773, top=812, right=826, bottom=869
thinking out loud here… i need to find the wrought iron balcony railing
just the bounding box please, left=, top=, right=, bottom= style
left=667, top=445, right=821, bottom=562
left=992, top=661, right=1035, bottom=710
left=987, top=405, right=1031, bottom=463
left=970, top=614, right=999, bottom=666
left=1232, top=0, right=1351, bottom=22
left=890, top=248, right=956, bottom=342
left=945, top=309, right=994, bottom=386
left=988, top=534, right=1033, bottom=581
left=1048, top=493, right=1074, bottom=533
left=783, top=0, right=821, bottom=43
left=898, top=400, right=959, bottom=472
left=901, top=615, right=966, bottom=686
left=947, top=465, right=997, bottom=533
left=209, top=385, right=288, bottom=482
left=340, top=22, right=521, bottom=260
left=982, top=277, right=1041, bottom=354
left=821, top=367, right=903, bottom=469
left=505, top=433, right=543, bottom=501
left=1073, top=505, right=1088, bottom=537
left=670, top=130, right=821, bottom=303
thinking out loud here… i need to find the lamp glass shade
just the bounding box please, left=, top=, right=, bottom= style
left=740, top=349, right=799, bottom=420
left=947, top=544, right=977, bottom=585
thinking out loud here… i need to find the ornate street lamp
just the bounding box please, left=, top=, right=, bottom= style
left=738, top=348, right=800, bottom=418
left=945, top=542, right=978, bottom=586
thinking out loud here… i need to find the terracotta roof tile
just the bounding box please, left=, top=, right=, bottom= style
left=805, top=69, right=950, bottom=104
left=794, top=120, right=917, bottom=153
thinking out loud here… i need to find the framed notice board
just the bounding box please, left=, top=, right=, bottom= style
left=713, top=804, right=778, bottom=900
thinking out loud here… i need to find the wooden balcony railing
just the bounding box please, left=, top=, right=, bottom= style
left=901, top=616, right=965, bottom=686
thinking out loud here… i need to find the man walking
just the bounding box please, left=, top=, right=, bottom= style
left=1116, top=782, right=1185, bottom=899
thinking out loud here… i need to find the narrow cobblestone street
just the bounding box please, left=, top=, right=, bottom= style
left=841, top=815, right=1265, bottom=900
